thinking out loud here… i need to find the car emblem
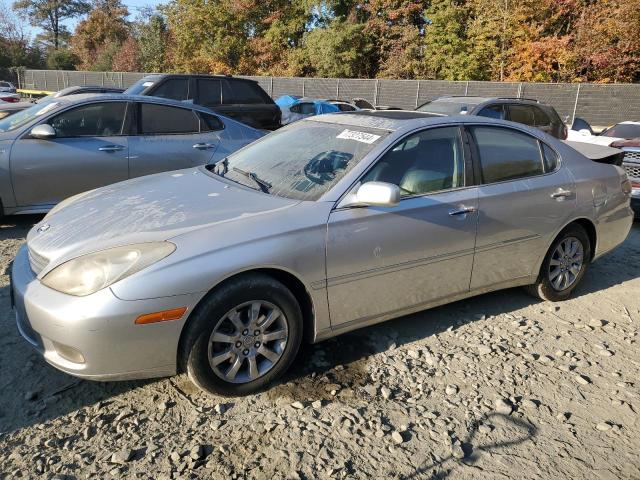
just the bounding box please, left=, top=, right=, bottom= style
left=37, top=224, right=50, bottom=233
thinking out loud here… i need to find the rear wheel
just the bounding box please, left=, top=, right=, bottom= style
left=525, top=224, right=591, bottom=302
left=181, top=273, right=303, bottom=396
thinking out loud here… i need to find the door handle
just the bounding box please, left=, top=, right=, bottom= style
left=551, top=188, right=573, bottom=200
left=449, top=206, right=477, bottom=216
left=193, top=143, right=216, bottom=150
left=98, top=145, right=125, bottom=152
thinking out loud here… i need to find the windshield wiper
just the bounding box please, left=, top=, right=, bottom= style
left=232, top=167, right=272, bottom=193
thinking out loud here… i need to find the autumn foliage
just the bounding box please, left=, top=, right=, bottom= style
left=8, top=0, right=640, bottom=82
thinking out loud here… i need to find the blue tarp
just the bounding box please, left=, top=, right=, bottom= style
left=275, top=95, right=341, bottom=124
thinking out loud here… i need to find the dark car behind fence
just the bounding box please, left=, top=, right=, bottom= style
left=16, top=69, right=640, bottom=127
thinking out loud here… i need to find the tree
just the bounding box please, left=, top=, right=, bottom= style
left=135, top=12, right=168, bottom=73
left=0, top=0, right=45, bottom=68
left=46, top=48, right=79, bottom=69
left=71, top=0, right=130, bottom=70
left=13, top=0, right=91, bottom=50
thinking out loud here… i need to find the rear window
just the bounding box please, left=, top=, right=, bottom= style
left=224, top=80, right=269, bottom=104
left=533, top=106, right=551, bottom=126
left=139, top=103, right=199, bottom=134
left=601, top=123, right=640, bottom=139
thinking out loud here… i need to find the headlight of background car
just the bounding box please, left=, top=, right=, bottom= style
left=42, top=242, right=176, bottom=296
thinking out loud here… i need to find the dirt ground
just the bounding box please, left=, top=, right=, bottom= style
left=0, top=215, right=638, bottom=480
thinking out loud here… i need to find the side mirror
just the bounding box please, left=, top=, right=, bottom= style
left=30, top=124, right=56, bottom=140
left=343, top=181, right=400, bottom=208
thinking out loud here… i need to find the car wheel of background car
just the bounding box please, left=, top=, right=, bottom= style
left=180, top=273, right=303, bottom=396
left=525, top=224, right=591, bottom=302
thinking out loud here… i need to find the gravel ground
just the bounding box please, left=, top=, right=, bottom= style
left=0, top=215, right=639, bottom=480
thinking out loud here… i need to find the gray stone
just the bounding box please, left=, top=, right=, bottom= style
left=110, top=449, right=133, bottom=464
left=495, top=398, right=513, bottom=415
left=391, top=431, right=404, bottom=444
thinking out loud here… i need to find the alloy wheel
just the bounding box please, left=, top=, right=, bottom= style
left=548, top=236, right=584, bottom=291
left=207, top=301, right=289, bottom=384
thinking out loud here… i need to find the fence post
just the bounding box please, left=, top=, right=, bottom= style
left=415, top=81, right=421, bottom=108
left=302, top=78, right=305, bottom=97
left=374, top=79, right=379, bottom=106
left=571, top=83, right=581, bottom=124
left=517, top=82, right=523, bottom=98
left=465, top=81, right=469, bottom=95
left=270, top=77, right=274, bottom=97
left=336, top=78, right=340, bottom=99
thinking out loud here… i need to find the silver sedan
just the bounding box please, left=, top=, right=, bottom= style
left=0, top=94, right=263, bottom=215
left=12, top=112, right=633, bottom=396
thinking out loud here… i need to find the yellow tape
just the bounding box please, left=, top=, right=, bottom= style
left=17, top=89, right=54, bottom=95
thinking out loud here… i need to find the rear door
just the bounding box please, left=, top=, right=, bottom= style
left=466, top=124, right=576, bottom=290
left=127, top=102, right=220, bottom=178
left=10, top=101, right=129, bottom=207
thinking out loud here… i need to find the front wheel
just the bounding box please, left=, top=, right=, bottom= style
left=180, top=273, right=303, bottom=396
left=525, top=224, right=591, bottom=302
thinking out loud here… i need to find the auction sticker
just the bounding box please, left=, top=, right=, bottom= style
left=337, top=129, right=381, bottom=144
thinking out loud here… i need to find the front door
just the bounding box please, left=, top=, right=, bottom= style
left=326, top=126, right=479, bottom=327
left=10, top=101, right=129, bottom=207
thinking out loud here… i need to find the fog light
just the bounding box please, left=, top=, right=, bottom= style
left=52, top=341, right=85, bottom=364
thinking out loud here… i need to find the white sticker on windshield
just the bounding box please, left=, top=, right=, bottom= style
left=337, top=129, right=381, bottom=144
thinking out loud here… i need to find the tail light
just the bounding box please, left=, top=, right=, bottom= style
left=562, top=125, right=568, bottom=140
left=1, top=96, right=19, bottom=103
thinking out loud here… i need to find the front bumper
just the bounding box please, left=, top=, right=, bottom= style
left=12, top=245, right=204, bottom=381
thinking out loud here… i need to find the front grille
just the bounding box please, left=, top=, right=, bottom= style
left=27, top=246, right=49, bottom=275
left=623, top=150, right=640, bottom=163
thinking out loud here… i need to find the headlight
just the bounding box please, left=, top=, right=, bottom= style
left=41, top=242, right=176, bottom=296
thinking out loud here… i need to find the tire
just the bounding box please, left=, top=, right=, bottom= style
left=525, top=224, right=591, bottom=302
left=180, top=273, right=303, bottom=396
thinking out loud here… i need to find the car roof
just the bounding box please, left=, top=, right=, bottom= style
left=140, top=73, right=258, bottom=84
left=309, top=110, right=549, bottom=135
left=46, top=93, right=218, bottom=113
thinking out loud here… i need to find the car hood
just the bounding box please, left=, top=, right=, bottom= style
left=27, top=167, right=299, bottom=271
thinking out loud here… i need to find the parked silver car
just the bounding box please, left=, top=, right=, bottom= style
left=12, top=112, right=633, bottom=396
left=0, top=94, right=263, bottom=215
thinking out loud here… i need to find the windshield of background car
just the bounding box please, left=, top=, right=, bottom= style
left=601, top=123, right=640, bottom=139
left=417, top=100, right=479, bottom=115
left=208, top=120, right=389, bottom=201
left=124, top=76, right=161, bottom=95
left=0, top=101, right=60, bottom=133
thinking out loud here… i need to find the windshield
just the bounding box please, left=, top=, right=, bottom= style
left=124, top=76, right=161, bottom=95
left=417, top=100, right=478, bottom=115
left=601, top=123, right=640, bottom=139
left=0, top=101, right=60, bottom=133
left=208, top=120, right=388, bottom=201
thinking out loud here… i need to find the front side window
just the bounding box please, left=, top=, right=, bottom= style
left=139, top=103, right=200, bottom=134
left=150, top=78, right=189, bottom=101
left=49, top=102, right=127, bottom=137
left=362, top=127, right=464, bottom=196
left=477, top=105, right=505, bottom=120
left=508, top=105, right=535, bottom=126
left=470, top=126, right=544, bottom=183
left=209, top=120, right=388, bottom=201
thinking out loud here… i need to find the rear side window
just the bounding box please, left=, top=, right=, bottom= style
left=197, top=79, right=221, bottom=106
left=49, top=102, right=127, bottom=137
left=225, top=80, right=269, bottom=104
left=139, top=103, right=199, bottom=134
left=508, top=105, right=535, bottom=126
left=470, top=126, right=544, bottom=183
left=542, top=144, right=559, bottom=172
left=533, top=107, right=551, bottom=126
left=199, top=112, right=224, bottom=131
left=151, top=78, right=189, bottom=101
left=336, top=103, right=356, bottom=112
left=477, top=104, right=505, bottom=120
